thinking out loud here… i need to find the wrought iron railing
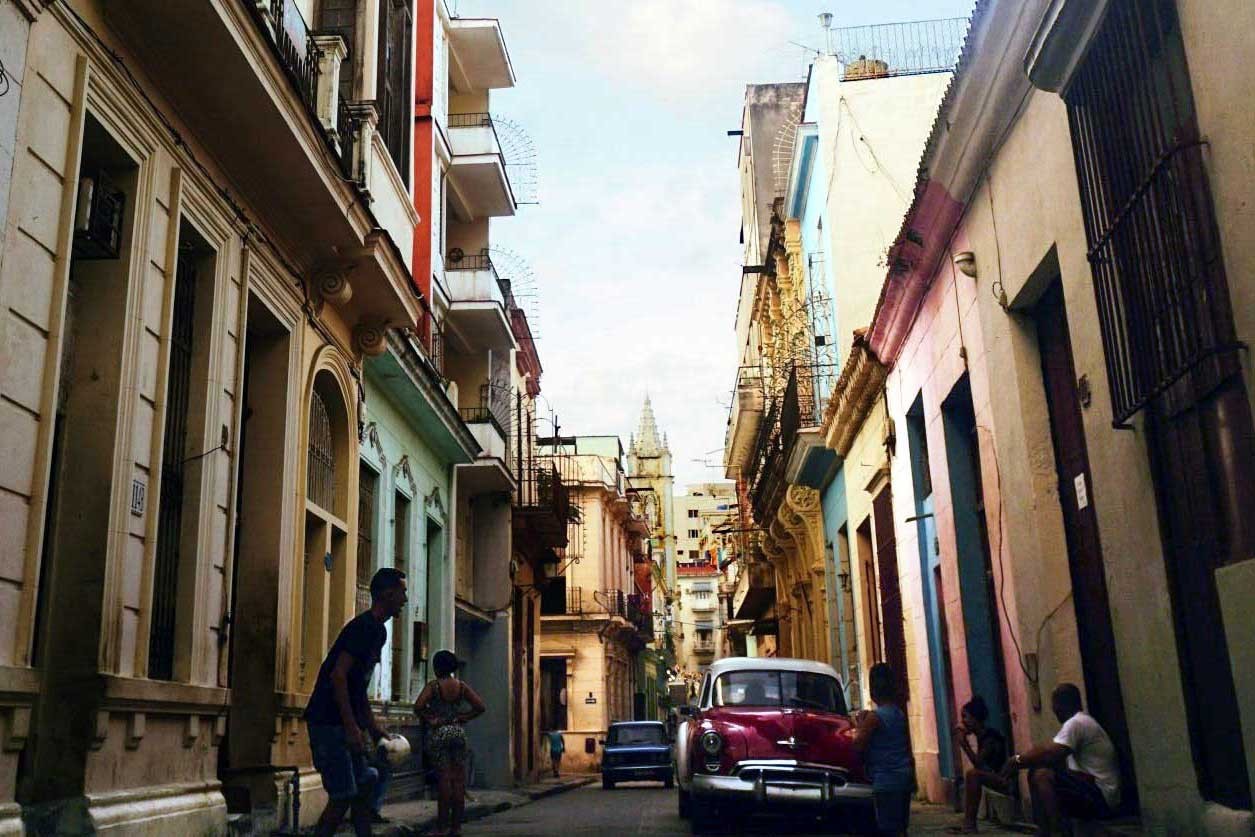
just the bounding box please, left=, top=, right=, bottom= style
left=446, top=252, right=493, bottom=271
left=459, top=405, right=507, bottom=436
left=268, top=0, right=320, bottom=111
left=597, top=589, right=627, bottom=619
left=832, top=17, right=968, bottom=79
left=337, top=99, right=363, bottom=184
left=448, top=112, right=494, bottom=129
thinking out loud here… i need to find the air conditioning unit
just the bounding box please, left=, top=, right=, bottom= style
left=72, top=169, right=126, bottom=260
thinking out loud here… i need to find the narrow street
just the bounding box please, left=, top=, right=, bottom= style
left=458, top=783, right=1023, bottom=836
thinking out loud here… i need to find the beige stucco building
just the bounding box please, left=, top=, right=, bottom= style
left=0, top=0, right=430, bottom=831
left=536, top=436, right=650, bottom=774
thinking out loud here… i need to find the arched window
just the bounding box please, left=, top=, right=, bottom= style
left=308, top=388, right=336, bottom=509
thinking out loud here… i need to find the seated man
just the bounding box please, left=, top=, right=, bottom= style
left=947, top=696, right=1009, bottom=833
left=1000, top=684, right=1120, bottom=835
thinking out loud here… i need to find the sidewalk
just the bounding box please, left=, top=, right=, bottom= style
left=909, top=802, right=1032, bottom=834
left=369, top=775, right=594, bottom=835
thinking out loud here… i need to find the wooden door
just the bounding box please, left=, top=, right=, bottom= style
left=872, top=487, right=909, bottom=702
left=1034, top=282, right=1137, bottom=809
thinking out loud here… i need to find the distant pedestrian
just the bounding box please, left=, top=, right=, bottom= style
left=852, top=662, right=915, bottom=836
left=304, top=568, right=408, bottom=837
left=947, top=695, right=1009, bottom=833
left=414, top=650, right=486, bottom=837
left=999, top=683, right=1120, bottom=835
left=546, top=729, right=566, bottom=777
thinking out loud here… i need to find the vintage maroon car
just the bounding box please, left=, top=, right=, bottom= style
left=674, top=657, right=873, bottom=833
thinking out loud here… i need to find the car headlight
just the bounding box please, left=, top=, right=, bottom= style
left=700, top=730, right=723, bottom=756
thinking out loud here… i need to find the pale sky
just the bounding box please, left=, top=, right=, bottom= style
left=454, top=0, right=976, bottom=491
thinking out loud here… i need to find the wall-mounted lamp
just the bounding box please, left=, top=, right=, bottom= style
left=953, top=251, right=978, bottom=278
left=838, top=569, right=851, bottom=593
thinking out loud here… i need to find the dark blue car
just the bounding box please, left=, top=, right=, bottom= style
left=600, top=721, right=673, bottom=789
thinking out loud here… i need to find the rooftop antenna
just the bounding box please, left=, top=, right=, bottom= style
left=819, top=12, right=834, bottom=56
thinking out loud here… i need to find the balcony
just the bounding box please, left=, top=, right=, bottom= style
left=104, top=0, right=418, bottom=331
left=443, top=252, right=517, bottom=350
left=724, top=369, right=764, bottom=479
left=692, top=639, right=717, bottom=656
left=457, top=383, right=514, bottom=495
left=733, top=562, right=776, bottom=621
left=514, top=462, right=572, bottom=549
left=689, top=596, right=717, bottom=613
left=460, top=406, right=509, bottom=462
left=447, top=18, right=517, bottom=92
left=447, top=113, right=516, bottom=220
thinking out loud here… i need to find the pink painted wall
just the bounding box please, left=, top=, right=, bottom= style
left=884, top=222, right=1034, bottom=801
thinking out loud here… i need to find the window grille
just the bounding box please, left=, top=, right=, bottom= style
left=308, top=390, right=336, bottom=509
left=357, top=465, right=377, bottom=614
left=150, top=249, right=198, bottom=681
left=1065, top=0, right=1239, bottom=425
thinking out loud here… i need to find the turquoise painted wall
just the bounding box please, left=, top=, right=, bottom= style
left=361, top=361, right=456, bottom=703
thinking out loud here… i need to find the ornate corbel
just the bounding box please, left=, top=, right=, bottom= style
left=309, top=262, right=355, bottom=313
left=353, top=321, right=388, bottom=357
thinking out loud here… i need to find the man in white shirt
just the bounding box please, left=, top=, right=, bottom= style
left=999, top=683, right=1120, bottom=835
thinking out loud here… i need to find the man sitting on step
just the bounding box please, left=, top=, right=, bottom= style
left=999, top=683, right=1120, bottom=835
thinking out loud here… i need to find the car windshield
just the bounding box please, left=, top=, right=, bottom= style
left=608, top=725, right=667, bottom=745
left=712, top=670, right=847, bottom=714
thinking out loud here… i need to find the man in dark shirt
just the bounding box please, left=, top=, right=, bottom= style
left=949, top=695, right=1010, bottom=833
left=306, top=567, right=407, bottom=837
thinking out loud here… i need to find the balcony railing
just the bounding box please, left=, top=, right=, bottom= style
left=449, top=112, right=496, bottom=129
left=245, top=0, right=364, bottom=183
left=692, top=639, right=717, bottom=655
left=596, top=589, right=627, bottom=619
left=269, top=0, right=319, bottom=108
left=832, top=17, right=968, bottom=80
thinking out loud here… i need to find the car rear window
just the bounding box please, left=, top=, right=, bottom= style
left=712, top=670, right=847, bottom=714
left=608, top=725, right=667, bottom=745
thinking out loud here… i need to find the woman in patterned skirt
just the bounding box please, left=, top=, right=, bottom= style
left=414, top=650, right=486, bottom=836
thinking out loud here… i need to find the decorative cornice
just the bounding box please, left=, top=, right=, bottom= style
left=822, top=332, right=889, bottom=456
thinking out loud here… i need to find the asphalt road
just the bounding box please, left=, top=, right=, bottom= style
left=458, top=781, right=1019, bottom=836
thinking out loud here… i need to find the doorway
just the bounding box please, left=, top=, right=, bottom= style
left=1033, top=281, right=1137, bottom=809
left=872, top=487, right=908, bottom=703
left=220, top=294, right=291, bottom=811
left=942, top=375, right=1012, bottom=743
left=906, top=395, right=956, bottom=782
left=540, top=656, right=568, bottom=731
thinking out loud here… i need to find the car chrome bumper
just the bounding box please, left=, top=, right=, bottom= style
left=604, top=764, right=671, bottom=777
left=691, top=760, right=873, bottom=807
